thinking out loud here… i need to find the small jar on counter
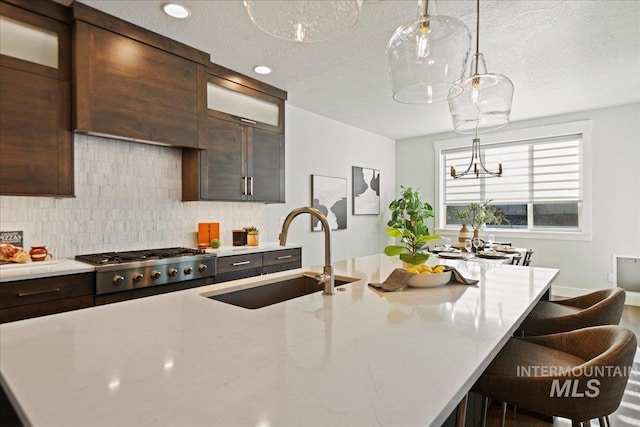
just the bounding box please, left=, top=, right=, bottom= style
left=29, top=245, right=48, bottom=262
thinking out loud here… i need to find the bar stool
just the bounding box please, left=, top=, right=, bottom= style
left=473, top=325, right=637, bottom=427
left=519, top=288, right=626, bottom=336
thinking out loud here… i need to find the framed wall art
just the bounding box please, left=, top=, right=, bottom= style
left=352, top=166, right=380, bottom=215
left=311, top=175, right=347, bottom=231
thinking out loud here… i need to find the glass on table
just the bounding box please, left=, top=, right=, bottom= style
left=487, top=234, right=495, bottom=247
left=464, top=238, right=472, bottom=253
left=443, top=237, right=451, bottom=249
left=472, top=237, right=483, bottom=253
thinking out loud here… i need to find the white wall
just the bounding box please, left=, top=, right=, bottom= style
left=0, top=105, right=395, bottom=266
left=266, top=105, right=396, bottom=267
left=396, top=103, right=640, bottom=297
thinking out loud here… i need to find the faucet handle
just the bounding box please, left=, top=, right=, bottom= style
left=315, top=273, right=331, bottom=284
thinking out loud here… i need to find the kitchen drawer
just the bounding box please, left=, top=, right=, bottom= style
left=262, top=248, right=301, bottom=267
left=262, top=261, right=300, bottom=275
left=0, top=272, right=95, bottom=323
left=0, top=272, right=94, bottom=309
left=216, top=253, right=263, bottom=274
left=0, top=295, right=94, bottom=324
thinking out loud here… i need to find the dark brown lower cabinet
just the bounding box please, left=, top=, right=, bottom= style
left=262, top=248, right=302, bottom=274
left=215, top=248, right=301, bottom=284
left=0, top=273, right=94, bottom=324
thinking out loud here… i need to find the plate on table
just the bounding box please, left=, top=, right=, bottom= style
left=493, top=245, right=519, bottom=254
left=477, top=251, right=507, bottom=260
left=437, top=252, right=465, bottom=259
left=431, top=246, right=460, bottom=254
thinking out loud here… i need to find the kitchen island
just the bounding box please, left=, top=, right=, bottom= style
left=0, top=254, right=558, bottom=426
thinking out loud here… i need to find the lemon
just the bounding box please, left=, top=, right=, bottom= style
left=420, top=270, right=432, bottom=275
left=406, top=268, right=420, bottom=274
left=434, top=266, right=445, bottom=273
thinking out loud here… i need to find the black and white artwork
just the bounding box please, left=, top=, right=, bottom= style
left=352, top=166, right=380, bottom=215
left=311, top=175, right=347, bottom=231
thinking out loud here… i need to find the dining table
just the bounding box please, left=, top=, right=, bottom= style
left=431, top=245, right=528, bottom=265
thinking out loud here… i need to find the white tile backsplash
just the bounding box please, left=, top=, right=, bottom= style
left=0, top=134, right=268, bottom=258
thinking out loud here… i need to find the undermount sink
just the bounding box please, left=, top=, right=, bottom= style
left=208, top=273, right=358, bottom=309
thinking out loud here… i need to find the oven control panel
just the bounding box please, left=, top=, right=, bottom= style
left=94, top=255, right=217, bottom=295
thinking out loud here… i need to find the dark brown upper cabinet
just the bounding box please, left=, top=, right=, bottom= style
left=182, top=65, right=287, bottom=203
left=0, top=0, right=73, bottom=197
left=72, top=3, right=208, bottom=149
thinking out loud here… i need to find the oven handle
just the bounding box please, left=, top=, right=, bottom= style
left=231, top=260, right=251, bottom=266
left=18, top=288, right=61, bottom=297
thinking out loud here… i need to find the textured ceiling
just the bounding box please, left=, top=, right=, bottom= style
left=76, top=0, right=640, bottom=140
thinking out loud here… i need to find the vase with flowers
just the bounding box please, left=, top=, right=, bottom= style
left=455, top=200, right=509, bottom=239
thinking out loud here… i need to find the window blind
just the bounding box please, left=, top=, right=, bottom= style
left=443, top=134, right=582, bottom=205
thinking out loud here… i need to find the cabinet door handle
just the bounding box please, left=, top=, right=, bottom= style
left=242, top=176, right=248, bottom=196
left=249, top=176, right=254, bottom=195
left=18, top=288, right=61, bottom=297
left=232, top=260, right=251, bottom=266
left=276, top=255, right=292, bottom=260
left=240, top=118, right=257, bottom=125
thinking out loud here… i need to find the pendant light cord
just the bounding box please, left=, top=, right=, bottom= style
left=473, top=0, right=480, bottom=76
left=420, top=0, right=429, bottom=29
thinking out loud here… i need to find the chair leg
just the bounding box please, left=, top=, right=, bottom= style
left=500, top=401, right=507, bottom=427
left=455, top=393, right=468, bottom=427
left=481, top=396, right=489, bottom=427
left=513, top=404, right=517, bottom=419
left=599, top=416, right=610, bottom=427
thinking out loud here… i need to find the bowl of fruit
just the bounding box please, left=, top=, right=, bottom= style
left=405, top=265, right=452, bottom=288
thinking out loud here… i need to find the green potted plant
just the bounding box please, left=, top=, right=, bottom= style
left=245, top=226, right=259, bottom=246
left=384, top=186, right=440, bottom=266
left=455, top=200, right=508, bottom=238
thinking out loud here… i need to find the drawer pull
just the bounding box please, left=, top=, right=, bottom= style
left=276, top=255, right=292, bottom=260
left=240, top=118, right=257, bottom=125
left=18, top=288, right=61, bottom=297
left=232, top=260, right=251, bottom=266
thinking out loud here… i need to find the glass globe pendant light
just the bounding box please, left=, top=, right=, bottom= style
left=244, top=0, right=362, bottom=43
left=386, top=0, right=471, bottom=104
left=448, top=0, right=514, bottom=133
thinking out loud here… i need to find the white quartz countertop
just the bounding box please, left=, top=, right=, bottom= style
left=0, top=259, right=95, bottom=283
left=0, top=254, right=558, bottom=427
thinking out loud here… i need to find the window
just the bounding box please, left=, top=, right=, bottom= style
left=434, top=121, right=592, bottom=240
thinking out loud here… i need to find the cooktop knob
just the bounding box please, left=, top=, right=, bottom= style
left=183, top=266, right=193, bottom=275
left=151, top=271, right=162, bottom=280
left=113, top=275, right=125, bottom=286
left=168, top=268, right=178, bottom=277
left=133, top=273, right=144, bottom=282
left=198, top=264, right=208, bottom=273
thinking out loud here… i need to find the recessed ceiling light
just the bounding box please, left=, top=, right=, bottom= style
left=162, top=3, right=190, bottom=19
left=253, top=65, right=272, bottom=75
